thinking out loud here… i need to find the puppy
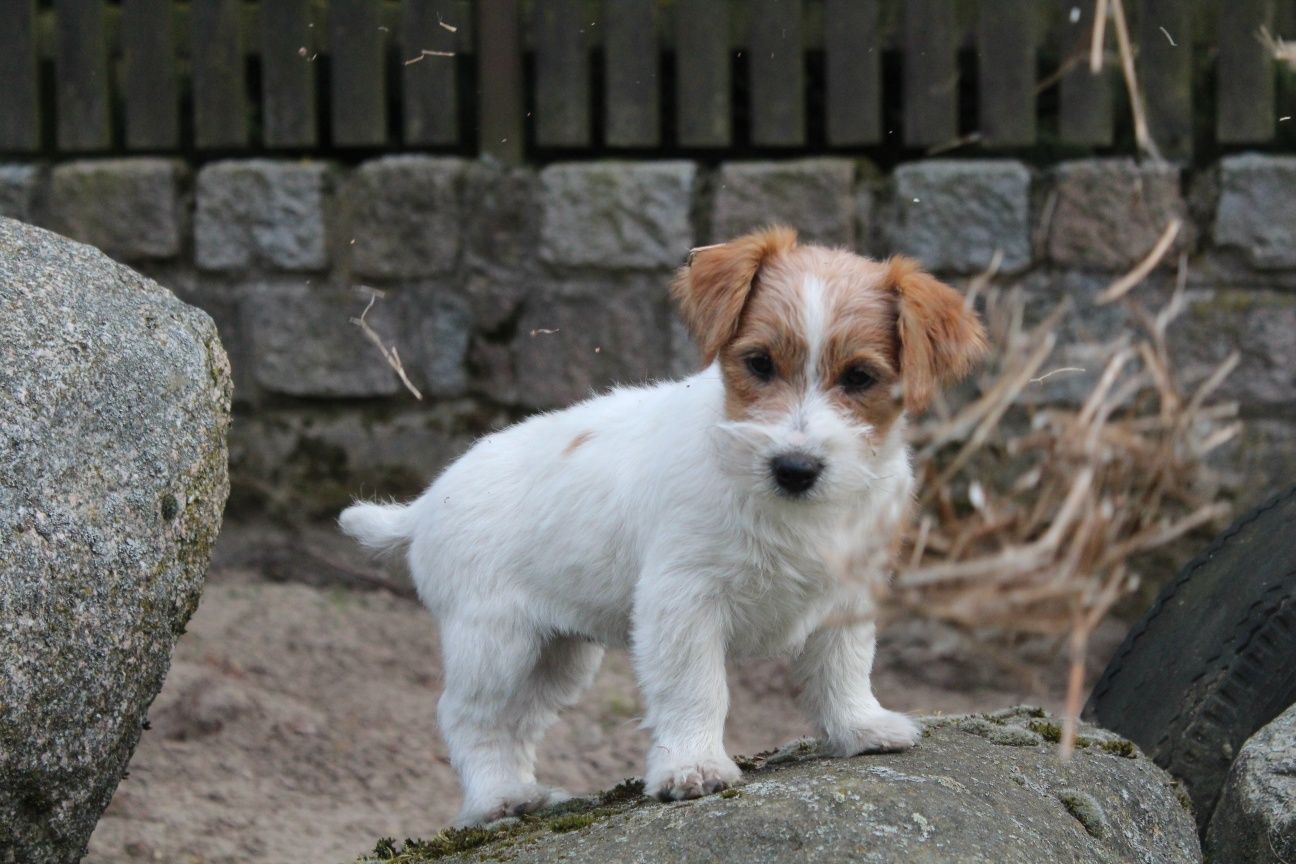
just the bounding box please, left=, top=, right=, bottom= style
left=340, top=227, right=986, bottom=825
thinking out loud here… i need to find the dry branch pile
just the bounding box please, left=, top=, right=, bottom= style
left=835, top=250, right=1240, bottom=753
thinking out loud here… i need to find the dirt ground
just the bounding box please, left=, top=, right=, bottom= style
left=85, top=521, right=1126, bottom=864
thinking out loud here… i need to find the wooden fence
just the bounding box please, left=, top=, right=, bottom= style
left=0, top=0, right=1291, bottom=162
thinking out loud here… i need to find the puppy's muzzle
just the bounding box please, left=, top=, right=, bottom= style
left=770, top=452, right=824, bottom=496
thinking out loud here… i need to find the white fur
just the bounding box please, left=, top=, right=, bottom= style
left=341, top=327, right=920, bottom=826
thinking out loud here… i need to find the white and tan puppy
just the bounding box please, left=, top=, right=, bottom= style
left=340, top=227, right=986, bottom=825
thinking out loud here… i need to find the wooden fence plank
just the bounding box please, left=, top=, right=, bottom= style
left=261, top=0, right=316, bottom=148
left=191, top=0, right=247, bottom=149
left=903, top=0, right=958, bottom=148
left=825, top=0, right=880, bottom=146
left=478, top=0, right=523, bottom=161
left=1138, top=0, right=1192, bottom=159
left=1058, top=0, right=1114, bottom=146
left=329, top=0, right=387, bottom=147
left=1217, top=0, right=1274, bottom=143
left=534, top=0, right=589, bottom=147
left=978, top=0, right=1035, bottom=146
left=604, top=0, right=660, bottom=148
left=749, top=0, right=805, bottom=147
left=55, top=0, right=110, bottom=151
left=674, top=0, right=731, bottom=148
left=122, top=0, right=178, bottom=150
left=0, top=0, right=40, bottom=152
left=401, top=0, right=458, bottom=146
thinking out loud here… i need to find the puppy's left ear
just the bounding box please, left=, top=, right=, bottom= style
left=672, top=226, right=798, bottom=365
left=886, top=256, right=987, bottom=412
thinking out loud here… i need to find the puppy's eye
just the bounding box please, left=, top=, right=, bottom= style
left=745, top=351, right=775, bottom=383
left=839, top=364, right=877, bottom=393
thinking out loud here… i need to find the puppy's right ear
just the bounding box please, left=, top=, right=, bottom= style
left=672, top=226, right=797, bottom=366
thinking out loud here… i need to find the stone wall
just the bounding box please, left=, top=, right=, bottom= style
left=2, top=154, right=1293, bottom=520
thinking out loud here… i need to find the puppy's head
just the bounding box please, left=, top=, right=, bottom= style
left=673, top=227, right=986, bottom=502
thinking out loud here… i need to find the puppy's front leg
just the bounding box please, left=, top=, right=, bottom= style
left=794, top=601, right=920, bottom=757
left=633, top=585, right=740, bottom=801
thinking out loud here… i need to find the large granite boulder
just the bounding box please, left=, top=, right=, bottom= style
left=0, top=217, right=231, bottom=863
left=1206, top=702, right=1296, bottom=864
left=363, top=708, right=1202, bottom=864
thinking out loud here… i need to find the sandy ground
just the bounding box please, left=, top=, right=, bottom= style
left=85, top=522, right=1125, bottom=864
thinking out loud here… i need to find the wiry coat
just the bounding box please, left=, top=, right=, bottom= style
left=340, top=227, right=986, bottom=825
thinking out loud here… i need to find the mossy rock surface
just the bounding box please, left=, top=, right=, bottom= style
left=0, top=218, right=231, bottom=863
left=361, top=709, right=1201, bottom=864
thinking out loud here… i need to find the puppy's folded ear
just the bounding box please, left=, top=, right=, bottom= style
left=673, top=226, right=798, bottom=365
left=885, top=256, right=988, bottom=412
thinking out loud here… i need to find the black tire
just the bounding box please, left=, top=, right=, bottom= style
left=1084, top=486, right=1296, bottom=833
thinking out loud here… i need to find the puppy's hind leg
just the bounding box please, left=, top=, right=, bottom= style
left=510, top=635, right=604, bottom=790
left=439, top=618, right=601, bottom=825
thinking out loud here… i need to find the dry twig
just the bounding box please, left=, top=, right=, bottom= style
left=1110, top=0, right=1163, bottom=162
left=1096, top=219, right=1181, bottom=304
left=351, top=290, right=423, bottom=400
left=404, top=49, right=456, bottom=65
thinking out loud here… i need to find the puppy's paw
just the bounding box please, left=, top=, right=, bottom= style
left=458, top=784, right=572, bottom=825
left=827, top=709, right=921, bottom=757
left=646, top=754, right=741, bottom=801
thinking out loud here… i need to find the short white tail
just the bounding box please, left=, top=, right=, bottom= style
left=338, top=501, right=413, bottom=555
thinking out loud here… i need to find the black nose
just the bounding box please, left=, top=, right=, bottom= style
left=770, top=453, right=824, bottom=495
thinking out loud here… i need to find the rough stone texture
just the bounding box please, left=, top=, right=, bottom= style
left=539, top=162, right=695, bottom=269
left=48, top=159, right=185, bottom=261
left=1046, top=159, right=1191, bottom=270
left=509, top=274, right=676, bottom=409
left=1172, top=288, right=1296, bottom=410
left=1210, top=419, right=1296, bottom=515
left=227, top=406, right=488, bottom=519
left=0, top=218, right=230, bottom=863
left=9, top=155, right=1292, bottom=527
left=892, top=160, right=1031, bottom=273
left=1214, top=154, right=1296, bottom=269
left=195, top=160, right=330, bottom=272
left=410, top=285, right=473, bottom=399
left=365, top=709, right=1201, bottom=864
left=341, top=156, right=466, bottom=280
left=461, top=160, right=542, bottom=331
left=0, top=164, right=40, bottom=221
left=1206, top=702, right=1296, bottom=864
left=240, top=283, right=401, bottom=398
left=711, top=159, right=856, bottom=247
left=1011, top=270, right=1150, bottom=406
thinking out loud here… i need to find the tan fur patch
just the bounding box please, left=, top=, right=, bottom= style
left=884, top=256, right=988, bottom=412
left=676, top=232, right=985, bottom=426
left=672, top=226, right=798, bottom=366
left=562, top=430, right=594, bottom=456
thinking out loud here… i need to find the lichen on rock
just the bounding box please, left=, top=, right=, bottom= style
left=0, top=217, right=231, bottom=863
left=359, top=709, right=1201, bottom=863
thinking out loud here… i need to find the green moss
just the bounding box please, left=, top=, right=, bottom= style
left=598, top=778, right=644, bottom=806
left=989, top=705, right=1047, bottom=722
left=956, top=717, right=996, bottom=738
left=1027, top=720, right=1062, bottom=743
left=719, top=788, right=741, bottom=799
left=1098, top=738, right=1137, bottom=758
left=1173, top=784, right=1195, bottom=816
left=364, top=827, right=495, bottom=862
left=548, top=813, right=596, bottom=833
left=1058, top=790, right=1107, bottom=839
left=988, top=726, right=1042, bottom=747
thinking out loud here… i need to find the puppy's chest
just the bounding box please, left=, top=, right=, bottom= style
left=721, top=535, right=839, bottom=655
